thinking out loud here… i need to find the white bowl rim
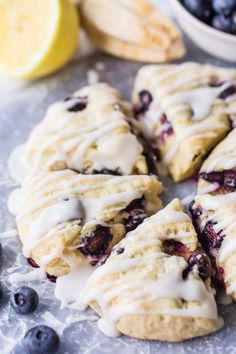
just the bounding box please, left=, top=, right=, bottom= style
left=171, top=0, right=236, bottom=43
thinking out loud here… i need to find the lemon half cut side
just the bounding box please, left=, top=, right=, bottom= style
left=0, top=0, right=79, bottom=79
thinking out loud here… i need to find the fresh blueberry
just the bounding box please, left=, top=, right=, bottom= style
left=212, top=14, right=232, bottom=32
left=212, top=0, right=236, bottom=15
left=183, top=0, right=214, bottom=22
left=79, top=225, right=113, bottom=257
left=23, top=325, right=60, bottom=354
left=10, top=286, right=39, bottom=314
left=231, top=11, right=236, bottom=33
left=183, top=250, right=211, bottom=280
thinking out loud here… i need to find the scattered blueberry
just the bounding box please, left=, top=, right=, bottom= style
left=183, top=0, right=214, bottom=23
left=10, top=286, right=39, bottom=315
left=231, top=11, right=236, bottom=33
left=212, top=0, right=236, bottom=15
left=183, top=250, right=211, bottom=280
left=23, top=325, right=59, bottom=354
left=79, top=225, right=113, bottom=257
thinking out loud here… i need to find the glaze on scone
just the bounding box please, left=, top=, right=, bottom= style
left=15, top=169, right=162, bottom=277
left=84, top=199, right=220, bottom=341
left=10, top=83, right=152, bottom=183
left=132, top=62, right=236, bottom=182
left=198, top=129, right=236, bottom=194
left=190, top=193, right=236, bottom=301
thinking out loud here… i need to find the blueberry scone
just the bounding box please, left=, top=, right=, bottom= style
left=198, top=129, right=236, bottom=195
left=190, top=192, right=236, bottom=301
left=15, top=169, right=162, bottom=277
left=132, top=62, right=236, bottom=182
left=9, top=83, right=151, bottom=183
left=84, top=199, right=220, bottom=341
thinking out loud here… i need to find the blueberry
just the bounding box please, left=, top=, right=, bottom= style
left=0, top=282, right=3, bottom=303
left=163, top=239, right=188, bottom=257
left=93, top=168, right=121, bottom=176
left=10, top=286, right=39, bottom=314
left=212, top=14, right=232, bottom=32
left=65, top=96, right=88, bottom=112
left=231, top=11, right=236, bottom=33
left=219, top=85, right=236, bottom=99
left=134, top=90, right=153, bottom=115
left=183, top=250, right=211, bottom=280
left=183, top=0, right=214, bottom=23
left=23, top=325, right=59, bottom=354
left=79, top=225, right=113, bottom=257
left=212, top=0, right=236, bottom=15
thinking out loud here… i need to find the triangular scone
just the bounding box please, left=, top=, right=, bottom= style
left=132, top=62, right=236, bottom=182
left=15, top=170, right=162, bottom=277
left=198, top=129, right=236, bottom=195
left=9, top=83, right=152, bottom=183
left=84, top=199, right=220, bottom=341
left=190, top=193, right=236, bottom=302
left=80, top=0, right=185, bottom=62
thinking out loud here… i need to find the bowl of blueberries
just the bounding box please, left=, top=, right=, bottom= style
left=170, top=0, right=236, bottom=62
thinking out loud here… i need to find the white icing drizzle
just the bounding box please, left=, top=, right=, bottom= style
left=0, top=229, right=18, bottom=238
left=134, top=63, right=236, bottom=165
left=7, top=188, right=22, bottom=215
left=8, top=83, right=143, bottom=183
left=7, top=144, right=31, bottom=184
left=84, top=205, right=218, bottom=337
left=23, top=198, right=84, bottom=257
left=12, top=170, right=161, bottom=311
left=9, top=268, right=46, bottom=283
left=201, top=129, right=236, bottom=174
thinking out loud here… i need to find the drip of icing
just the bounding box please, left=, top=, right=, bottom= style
left=23, top=198, right=83, bottom=257
left=90, top=134, right=143, bottom=175
left=9, top=268, right=46, bottom=283
left=97, top=318, right=120, bottom=338
left=0, top=229, right=18, bottom=238
left=7, top=144, right=31, bottom=184
left=162, top=83, right=231, bottom=121
left=198, top=182, right=220, bottom=195
left=7, top=188, right=22, bottom=215
left=54, top=262, right=95, bottom=310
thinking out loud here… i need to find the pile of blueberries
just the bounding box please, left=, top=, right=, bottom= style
left=0, top=243, right=59, bottom=353
left=181, top=0, right=236, bottom=35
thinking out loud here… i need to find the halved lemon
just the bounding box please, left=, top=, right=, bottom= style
left=0, top=0, right=79, bottom=79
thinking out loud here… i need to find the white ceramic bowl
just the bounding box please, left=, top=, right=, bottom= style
left=170, top=0, right=236, bottom=62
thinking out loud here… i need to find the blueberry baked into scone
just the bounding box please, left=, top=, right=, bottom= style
left=198, top=129, right=236, bottom=195
left=9, top=83, right=152, bottom=183
left=84, top=198, right=220, bottom=341
left=15, top=169, right=162, bottom=277
left=132, top=62, right=236, bottom=182
left=190, top=192, right=236, bottom=301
